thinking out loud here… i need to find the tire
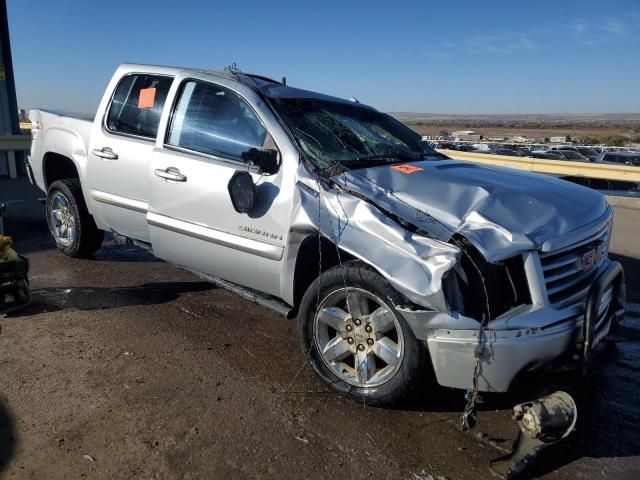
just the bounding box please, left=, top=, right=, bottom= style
left=46, top=179, right=104, bottom=258
left=298, top=260, right=427, bottom=406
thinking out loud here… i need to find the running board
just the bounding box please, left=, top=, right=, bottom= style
left=107, top=233, right=294, bottom=319
left=182, top=267, right=294, bottom=319
left=111, top=232, right=154, bottom=253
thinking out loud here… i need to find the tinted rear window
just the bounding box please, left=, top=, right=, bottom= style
left=106, top=74, right=173, bottom=139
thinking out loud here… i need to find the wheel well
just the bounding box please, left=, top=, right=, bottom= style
left=43, top=152, right=79, bottom=188
left=292, top=235, right=356, bottom=308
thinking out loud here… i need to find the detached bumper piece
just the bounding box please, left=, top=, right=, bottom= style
left=0, top=255, right=31, bottom=316
left=490, top=391, right=577, bottom=479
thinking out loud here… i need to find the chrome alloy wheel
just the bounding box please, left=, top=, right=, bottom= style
left=313, top=288, right=405, bottom=388
left=49, top=191, right=76, bottom=247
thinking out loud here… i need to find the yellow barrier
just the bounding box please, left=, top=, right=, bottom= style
left=438, top=149, right=640, bottom=183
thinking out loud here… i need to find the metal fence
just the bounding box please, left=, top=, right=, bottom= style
left=438, top=149, right=640, bottom=183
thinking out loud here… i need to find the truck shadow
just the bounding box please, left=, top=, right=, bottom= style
left=0, top=400, right=16, bottom=472
left=11, top=281, right=215, bottom=315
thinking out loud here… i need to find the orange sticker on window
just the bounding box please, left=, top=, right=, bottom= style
left=391, top=164, right=423, bottom=174
left=138, top=87, right=156, bottom=109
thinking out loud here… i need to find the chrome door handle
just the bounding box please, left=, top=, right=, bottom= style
left=92, top=147, right=119, bottom=160
left=155, top=167, right=187, bottom=182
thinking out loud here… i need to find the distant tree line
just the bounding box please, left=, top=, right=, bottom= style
left=404, top=119, right=640, bottom=131
left=580, top=135, right=640, bottom=146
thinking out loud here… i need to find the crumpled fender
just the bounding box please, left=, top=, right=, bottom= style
left=290, top=174, right=460, bottom=311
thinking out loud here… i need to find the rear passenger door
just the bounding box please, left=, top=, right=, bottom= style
left=147, top=79, right=287, bottom=296
left=87, top=73, right=173, bottom=242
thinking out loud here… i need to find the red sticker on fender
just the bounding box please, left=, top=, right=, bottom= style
left=391, top=164, right=423, bottom=174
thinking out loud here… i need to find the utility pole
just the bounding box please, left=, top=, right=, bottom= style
left=0, top=0, right=21, bottom=179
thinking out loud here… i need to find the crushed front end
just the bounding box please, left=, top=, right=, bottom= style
left=427, top=209, right=625, bottom=392
left=323, top=160, right=626, bottom=393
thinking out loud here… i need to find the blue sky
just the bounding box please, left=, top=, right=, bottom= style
left=7, top=0, right=640, bottom=115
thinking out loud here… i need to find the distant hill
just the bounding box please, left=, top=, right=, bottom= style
left=391, top=112, right=640, bottom=127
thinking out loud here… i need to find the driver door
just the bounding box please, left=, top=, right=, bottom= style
left=147, top=79, right=286, bottom=296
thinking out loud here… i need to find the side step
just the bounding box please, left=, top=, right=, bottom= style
left=109, top=233, right=294, bottom=319
left=183, top=267, right=295, bottom=319
left=112, top=232, right=154, bottom=253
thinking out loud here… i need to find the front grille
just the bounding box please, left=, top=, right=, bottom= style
left=539, top=221, right=611, bottom=307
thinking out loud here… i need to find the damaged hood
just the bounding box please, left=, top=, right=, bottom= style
left=332, top=160, right=609, bottom=261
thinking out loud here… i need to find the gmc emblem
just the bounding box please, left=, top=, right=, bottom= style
left=579, top=241, right=608, bottom=271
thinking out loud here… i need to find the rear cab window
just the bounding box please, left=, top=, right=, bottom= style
left=106, top=74, right=173, bottom=139
left=166, top=80, right=270, bottom=161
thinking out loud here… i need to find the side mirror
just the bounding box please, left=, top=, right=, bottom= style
left=228, top=171, right=257, bottom=213
left=241, top=148, right=279, bottom=175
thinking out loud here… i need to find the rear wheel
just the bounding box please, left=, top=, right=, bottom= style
left=298, top=261, right=427, bottom=406
left=46, top=179, right=104, bottom=258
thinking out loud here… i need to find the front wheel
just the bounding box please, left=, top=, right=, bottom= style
left=298, top=261, right=427, bottom=406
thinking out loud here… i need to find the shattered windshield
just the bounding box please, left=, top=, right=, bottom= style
left=269, top=97, right=439, bottom=169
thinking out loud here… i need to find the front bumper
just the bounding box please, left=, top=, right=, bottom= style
left=425, top=260, right=625, bottom=392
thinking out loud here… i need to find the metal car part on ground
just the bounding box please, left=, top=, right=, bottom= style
left=490, top=391, right=577, bottom=479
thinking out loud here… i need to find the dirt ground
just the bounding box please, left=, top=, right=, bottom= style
left=1, top=179, right=639, bottom=479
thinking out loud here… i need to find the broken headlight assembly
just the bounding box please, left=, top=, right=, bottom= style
left=444, top=236, right=531, bottom=321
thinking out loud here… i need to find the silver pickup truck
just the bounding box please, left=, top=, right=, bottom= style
left=27, top=64, right=625, bottom=406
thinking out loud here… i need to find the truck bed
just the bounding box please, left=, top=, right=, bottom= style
left=28, top=109, right=95, bottom=192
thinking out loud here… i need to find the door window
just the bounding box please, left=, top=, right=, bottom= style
left=167, top=80, right=268, bottom=161
left=106, top=74, right=173, bottom=139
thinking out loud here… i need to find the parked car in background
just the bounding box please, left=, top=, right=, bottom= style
left=554, top=150, right=590, bottom=162
left=492, top=148, right=525, bottom=157
left=439, top=142, right=457, bottom=150
left=455, top=144, right=477, bottom=152
left=529, top=151, right=565, bottom=160
left=595, top=151, right=640, bottom=166
left=576, top=146, right=599, bottom=161
left=549, top=145, right=578, bottom=152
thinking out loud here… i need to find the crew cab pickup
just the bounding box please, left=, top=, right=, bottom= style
left=27, top=64, right=626, bottom=405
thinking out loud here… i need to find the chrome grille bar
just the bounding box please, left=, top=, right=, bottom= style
left=539, top=220, right=611, bottom=307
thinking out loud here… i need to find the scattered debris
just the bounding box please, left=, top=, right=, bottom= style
left=490, top=391, right=577, bottom=479
left=241, top=346, right=255, bottom=358
left=412, top=471, right=447, bottom=480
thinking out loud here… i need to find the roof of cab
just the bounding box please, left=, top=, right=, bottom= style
left=118, top=63, right=367, bottom=107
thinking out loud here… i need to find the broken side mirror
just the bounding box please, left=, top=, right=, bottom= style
left=228, top=171, right=257, bottom=213
left=241, top=148, right=279, bottom=175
